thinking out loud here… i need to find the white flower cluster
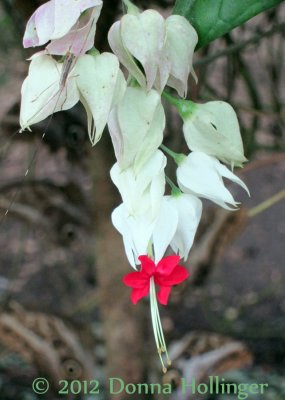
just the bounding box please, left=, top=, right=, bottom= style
left=20, top=0, right=249, bottom=269
left=20, top=0, right=250, bottom=372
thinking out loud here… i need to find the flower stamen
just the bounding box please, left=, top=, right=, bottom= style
left=150, top=277, right=170, bottom=373
left=123, top=254, right=189, bottom=371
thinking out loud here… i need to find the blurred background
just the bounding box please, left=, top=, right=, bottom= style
left=0, top=0, right=284, bottom=399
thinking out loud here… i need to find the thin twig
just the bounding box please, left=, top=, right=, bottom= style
left=240, top=153, right=285, bottom=174
left=194, top=22, right=285, bottom=68
left=248, top=189, right=285, bottom=218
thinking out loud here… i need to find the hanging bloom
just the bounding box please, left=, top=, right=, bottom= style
left=20, top=53, right=126, bottom=145
left=123, top=255, right=189, bottom=305
left=123, top=255, right=189, bottom=372
left=23, top=0, right=103, bottom=51
left=108, top=87, right=165, bottom=174
left=177, top=152, right=250, bottom=210
left=167, top=193, right=202, bottom=261
left=110, top=151, right=174, bottom=267
left=112, top=197, right=178, bottom=268
left=108, top=8, right=197, bottom=96
left=182, top=101, right=247, bottom=167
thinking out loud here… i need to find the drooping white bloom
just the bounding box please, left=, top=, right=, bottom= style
left=167, top=193, right=202, bottom=261
left=112, top=198, right=178, bottom=268
left=108, top=9, right=198, bottom=96
left=110, top=150, right=166, bottom=218
left=108, top=87, right=165, bottom=174
left=23, top=0, right=103, bottom=52
left=177, top=152, right=250, bottom=210
left=112, top=203, right=157, bottom=267
left=183, top=101, right=247, bottom=167
left=110, top=150, right=181, bottom=267
left=20, top=53, right=126, bottom=145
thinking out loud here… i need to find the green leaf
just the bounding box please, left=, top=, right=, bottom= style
left=173, top=0, right=285, bottom=49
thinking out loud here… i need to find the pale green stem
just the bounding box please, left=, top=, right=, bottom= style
left=162, top=91, right=197, bottom=119
left=160, top=144, right=186, bottom=165
left=165, top=176, right=181, bottom=197
left=162, top=91, right=182, bottom=108
left=248, top=189, right=285, bottom=218
left=122, top=0, right=139, bottom=14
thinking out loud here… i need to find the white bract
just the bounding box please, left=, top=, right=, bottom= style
left=111, top=151, right=183, bottom=267
left=20, top=53, right=126, bottom=145
left=108, top=87, right=165, bottom=174
left=76, top=54, right=126, bottom=145
left=167, top=193, right=202, bottom=261
left=112, top=198, right=178, bottom=267
left=108, top=9, right=198, bottom=96
left=110, top=150, right=166, bottom=218
left=20, top=54, right=80, bottom=128
left=177, top=152, right=250, bottom=210
left=183, top=101, right=247, bottom=167
left=23, top=0, right=103, bottom=51
left=164, top=15, right=198, bottom=97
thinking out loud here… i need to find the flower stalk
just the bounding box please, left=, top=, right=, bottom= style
left=165, top=176, right=181, bottom=197
left=160, top=144, right=186, bottom=165
left=122, top=0, right=139, bottom=14
left=162, top=91, right=196, bottom=118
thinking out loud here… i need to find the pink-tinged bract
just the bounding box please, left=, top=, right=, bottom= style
left=23, top=0, right=102, bottom=51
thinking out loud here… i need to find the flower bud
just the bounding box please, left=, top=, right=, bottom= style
left=182, top=101, right=247, bottom=167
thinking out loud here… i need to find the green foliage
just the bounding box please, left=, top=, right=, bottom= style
left=173, top=0, right=285, bottom=49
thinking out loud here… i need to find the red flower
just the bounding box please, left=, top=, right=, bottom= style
left=123, top=255, right=189, bottom=305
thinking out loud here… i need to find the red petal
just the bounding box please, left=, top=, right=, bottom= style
left=155, top=266, right=189, bottom=286
left=130, top=285, right=150, bottom=304
left=123, top=272, right=148, bottom=288
left=138, top=255, right=155, bottom=276
left=156, top=255, right=181, bottom=276
left=157, top=286, right=171, bottom=305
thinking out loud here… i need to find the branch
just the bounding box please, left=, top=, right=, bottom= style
left=194, top=22, right=285, bottom=68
